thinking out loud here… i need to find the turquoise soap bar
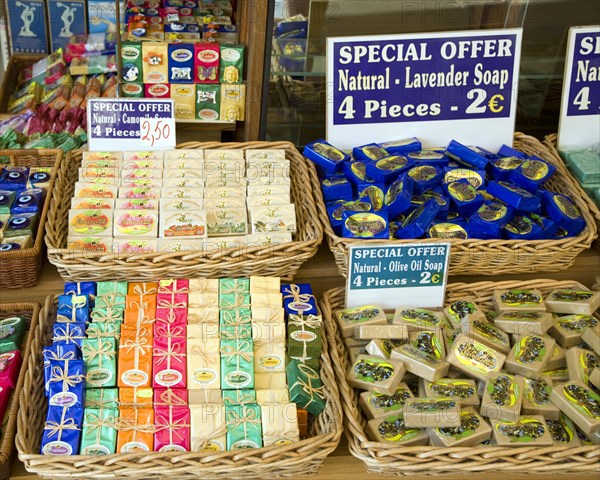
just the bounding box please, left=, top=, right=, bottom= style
left=568, top=152, right=600, bottom=184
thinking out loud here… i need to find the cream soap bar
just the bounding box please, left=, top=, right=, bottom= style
left=346, top=354, right=406, bottom=395
left=446, top=334, right=506, bottom=381
left=493, top=289, right=546, bottom=313
left=545, top=289, right=600, bottom=315
left=334, top=305, right=387, bottom=338
left=113, top=210, right=158, bottom=237
left=403, top=398, right=461, bottom=428
left=250, top=204, right=296, bottom=233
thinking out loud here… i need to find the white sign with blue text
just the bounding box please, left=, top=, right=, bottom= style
left=557, top=25, right=600, bottom=150
left=346, top=242, right=450, bottom=309
left=327, top=28, right=522, bottom=151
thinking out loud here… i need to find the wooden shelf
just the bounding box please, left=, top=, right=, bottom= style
left=3, top=245, right=599, bottom=479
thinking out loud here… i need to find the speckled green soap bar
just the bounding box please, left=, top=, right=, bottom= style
left=567, top=152, right=600, bottom=184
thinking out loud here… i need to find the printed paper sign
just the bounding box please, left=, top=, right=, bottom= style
left=87, top=98, right=176, bottom=151
left=346, top=243, right=450, bottom=309
left=327, top=29, right=522, bottom=150
left=557, top=26, right=600, bottom=149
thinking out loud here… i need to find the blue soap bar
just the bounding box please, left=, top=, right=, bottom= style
left=503, top=214, right=544, bottom=240
left=366, top=155, right=414, bottom=184
left=487, top=156, right=525, bottom=182
left=41, top=405, right=84, bottom=455
left=529, top=213, right=558, bottom=239
left=327, top=199, right=372, bottom=235
left=52, top=322, right=87, bottom=348
left=412, top=189, right=449, bottom=220
left=281, top=283, right=318, bottom=316
left=304, top=140, right=350, bottom=174
left=43, top=344, right=81, bottom=395
left=406, top=150, right=450, bottom=167
left=469, top=145, right=498, bottom=160
left=384, top=174, right=413, bottom=219
left=342, top=210, right=389, bottom=239
left=427, top=219, right=470, bottom=239
left=168, top=43, right=194, bottom=83
left=443, top=167, right=487, bottom=190
left=378, top=137, right=422, bottom=155
left=487, top=181, right=541, bottom=212
left=47, top=359, right=85, bottom=409
left=357, top=184, right=386, bottom=211
left=28, top=170, right=52, bottom=188
left=406, top=165, right=443, bottom=194
left=541, top=191, right=586, bottom=236
left=352, top=143, right=389, bottom=162
left=443, top=180, right=485, bottom=217
left=343, top=160, right=375, bottom=185
left=509, top=157, right=557, bottom=192
left=11, top=188, right=44, bottom=214
left=497, top=144, right=528, bottom=160
left=57, top=295, right=90, bottom=323
left=64, top=282, right=97, bottom=298
left=321, top=175, right=353, bottom=202
left=394, top=198, right=440, bottom=239
left=468, top=201, right=515, bottom=239
left=445, top=140, right=489, bottom=169
left=0, top=166, right=29, bottom=191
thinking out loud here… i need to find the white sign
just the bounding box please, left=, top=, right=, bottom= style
left=87, top=98, right=176, bottom=151
left=346, top=242, right=450, bottom=309
left=327, top=29, right=522, bottom=151
left=557, top=25, right=600, bottom=150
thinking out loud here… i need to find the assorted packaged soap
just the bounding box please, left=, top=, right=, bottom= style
left=305, top=137, right=589, bottom=241
left=67, top=149, right=296, bottom=254
left=0, top=315, right=27, bottom=426
left=0, top=165, right=51, bottom=251
left=41, top=277, right=324, bottom=455
left=335, top=286, right=600, bottom=446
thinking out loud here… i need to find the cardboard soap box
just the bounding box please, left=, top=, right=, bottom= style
left=87, top=0, right=123, bottom=34
left=47, top=0, right=87, bottom=52
left=5, top=0, right=49, bottom=54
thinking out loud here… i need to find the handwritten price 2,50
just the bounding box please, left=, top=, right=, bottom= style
left=140, top=119, right=172, bottom=148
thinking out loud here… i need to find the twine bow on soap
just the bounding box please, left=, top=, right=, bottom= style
left=45, top=412, right=80, bottom=442
left=220, top=280, right=248, bottom=295
left=189, top=278, right=217, bottom=294
left=48, top=362, right=85, bottom=392
left=86, top=326, right=118, bottom=341
left=154, top=341, right=185, bottom=370
left=288, top=314, right=322, bottom=331
left=86, top=392, right=117, bottom=409
left=121, top=335, right=151, bottom=370
left=157, top=389, right=187, bottom=407
left=132, top=284, right=158, bottom=297
left=91, top=307, right=123, bottom=323
left=227, top=406, right=260, bottom=440
left=290, top=364, right=325, bottom=409
left=157, top=297, right=188, bottom=310
left=220, top=294, right=250, bottom=310
left=191, top=424, right=228, bottom=452
left=224, top=391, right=255, bottom=406
left=81, top=340, right=116, bottom=370
left=282, top=284, right=314, bottom=305
left=263, top=427, right=297, bottom=446
left=115, top=410, right=156, bottom=444
left=96, top=292, right=125, bottom=309
left=60, top=295, right=87, bottom=322
left=53, top=324, right=85, bottom=345
left=44, top=350, right=76, bottom=363
left=189, top=344, right=216, bottom=367
left=221, top=341, right=254, bottom=373
left=83, top=411, right=116, bottom=446
left=155, top=415, right=190, bottom=447
left=158, top=279, right=189, bottom=295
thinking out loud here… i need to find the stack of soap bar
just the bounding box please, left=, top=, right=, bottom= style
left=559, top=146, right=600, bottom=208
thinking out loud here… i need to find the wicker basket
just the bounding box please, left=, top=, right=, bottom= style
left=0, top=302, right=40, bottom=480
left=320, top=280, right=600, bottom=475
left=16, top=294, right=343, bottom=480
left=309, top=132, right=599, bottom=277
left=543, top=133, right=600, bottom=253
left=45, top=141, right=323, bottom=282
left=0, top=149, right=63, bottom=289
left=0, top=54, right=45, bottom=113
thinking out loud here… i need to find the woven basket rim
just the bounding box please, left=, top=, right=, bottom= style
left=44, top=141, right=323, bottom=277
left=319, top=280, right=600, bottom=474
left=0, top=302, right=40, bottom=469
left=309, top=132, right=598, bottom=276
left=15, top=294, right=344, bottom=478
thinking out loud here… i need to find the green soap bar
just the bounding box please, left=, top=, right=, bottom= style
left=85, top=388, right=119, bottom=409
left=90, top=307, right=124, bottom=323
left=219, top=293, right=251, bottom=309
left=286, top=359, right=325, bottom=415
left=95, top=294, right=126, bottom=309
left=82, top=338, right=117, bottom=388
left=568, top=152, right=600, bottom=184
left=287, top=315, right=322, bottom=352
left=0, top=190, right=16, bottom=214
left=220, top=338, right=255, bottom=389
left=225, top=403, right=262, bottom=449
left=286, top=350, right=320, bottom=371
left=96, top=281, right=128, bottom=298
left=0, top=316, right=26, bottom=353
left=80, top=407, right=118, bottom=455
left=219, top=308, right=251, bottom=327
left=222, top=389, right=256, bottom=406
left=4, top=213, right=38, bottom=238
left=221, top=324, right=252, bottom=340
left=86, top=321, right=121, bottom=341
left=219, top=278, right=250, bottom=294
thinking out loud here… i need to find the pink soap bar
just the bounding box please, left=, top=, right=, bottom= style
left=153, top=331, right=187, bottom=389
left=155, top=307, right=187, bottom=326
left=154, top=406, right=190, bottom=452
left=156, top=293, right=188, bottom=310
left=154, top=388, right=189, bottom=407
left=0, top=350, right=21, bottom=388
left=0, top=384, right=11, bottom=423
left=158, top=279, right=190, bottom=294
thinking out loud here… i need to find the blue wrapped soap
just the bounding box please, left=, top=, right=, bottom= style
left=488, top=156, right=525, bottom=182
left=407, top=165, right=443, bottom=194
left=443, top=167, right=487, bottom=190
left=406, top=150, right=449, bottom=167
left=327, top=200, right=372, bottom=235
left=541, top=191, right=586, bottom=236
left=394, top=198, right=440, bottom=239
left=443, top=180, right=484, bottom=217
left=11, top=188, right=44, bottom=214
left=304, top=140, right=350, bottom=174
left=281, top=283, right=317, bottom=316
left=384, top=174, right=413, bottom=219
left=41, top=405, right=84, bottom=455
left=427, top=219, right=470, bottom=239
left=64, top=281, right=97, bottom=298
left=357, top=184, right=386, bottom=211
left=353, top=143, right=390, bottom=162
left=497, top=144, right=528, bottom=160
left=378, top=137, right=422, bottom=155
left=445, top=140, right=489, bottom=169
left=47, top=359, right=85, bottom=409
left=529, top=213, right=558, bottom=239
left=0, top=166, right=29, bottom=191
left=57, top=295, right=90, bottom=323
left=487, top=181, right=541, bottom=212
left=321, top=175, right=353, bottom=202
left=342, top=211, right=389, bottom=239
left=52, top=322, right=87, bottom=347
left=412, top=189, right=449, bottom=220
left=43, top=344, right=80, bottom=395
left=509, top=157, right=556, bottom=192
left=503, top=214, right=544, bottom=240
left=468, top=201, right=514, bottom=239
left=366, top=155, right=413, bottom=184
left=343, top=160, right=375, bottom=185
